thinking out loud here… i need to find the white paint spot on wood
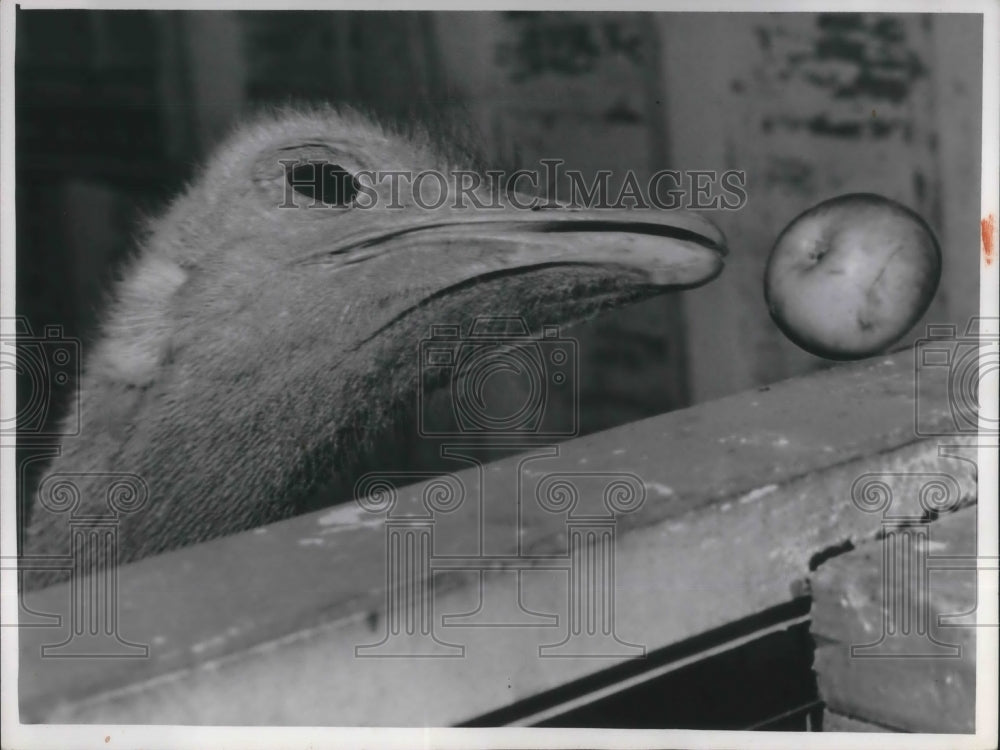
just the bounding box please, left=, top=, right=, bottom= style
left=191, top=633, right=229, bottom=655
left=318, top=504, right=370, bottom=526
left=738, top=484, right=779, bottom=504
left=316, top=504, right=384, bottom=535
left=645, top=481, right=674, bottom=497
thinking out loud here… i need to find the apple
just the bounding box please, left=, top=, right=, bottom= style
left=764, top=193, right=942, bottom=360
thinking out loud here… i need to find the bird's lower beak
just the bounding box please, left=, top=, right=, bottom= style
left=308, top=204, right=727, bottom=291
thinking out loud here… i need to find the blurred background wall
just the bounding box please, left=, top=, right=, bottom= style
left=15, top=11, right=983, bottom=474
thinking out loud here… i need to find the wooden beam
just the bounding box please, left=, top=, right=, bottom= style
left=18, top=348, right=978, bottom=725
left=813, top=505, right=978, bottom=733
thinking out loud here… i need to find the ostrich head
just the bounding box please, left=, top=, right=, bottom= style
left=24, top=105, right=726, bottom=587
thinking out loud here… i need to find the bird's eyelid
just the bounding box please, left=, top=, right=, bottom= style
left=265, top=140, right=371, bottom=172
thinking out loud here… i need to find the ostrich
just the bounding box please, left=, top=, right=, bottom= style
left=22, top=105, right=726, bottom=590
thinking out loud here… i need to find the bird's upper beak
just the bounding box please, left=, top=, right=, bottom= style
left=298, top=200, right=727, bottom=291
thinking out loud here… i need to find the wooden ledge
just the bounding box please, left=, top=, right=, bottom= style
left=813, top=505, right=978, bottom=733
left=18, top=348, right=979, bottom=724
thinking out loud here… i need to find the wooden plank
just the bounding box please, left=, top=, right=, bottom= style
left=18, top=348, right=977, bottom=725
left=822, top=710, right=895, bottom=732
left=812, top=505, right=978, bottom=733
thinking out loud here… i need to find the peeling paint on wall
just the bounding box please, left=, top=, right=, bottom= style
left=756, top=13, right=927, bottom=140
left=496, top=12, right=645, bottom=82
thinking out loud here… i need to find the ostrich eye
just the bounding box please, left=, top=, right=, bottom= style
left=286, top=162, right=359, bottom=207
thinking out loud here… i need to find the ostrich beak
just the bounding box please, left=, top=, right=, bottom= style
left=297, top=202, right=727, bottom=291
